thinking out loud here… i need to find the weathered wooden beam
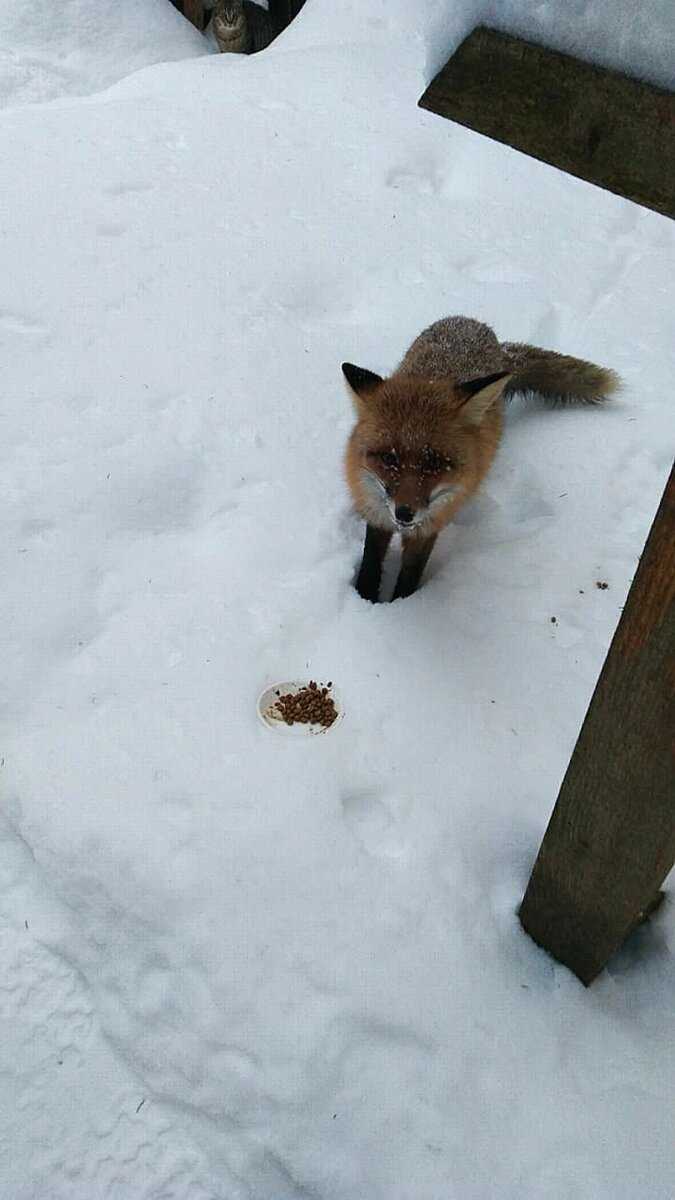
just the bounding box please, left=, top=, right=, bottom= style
left=419, top=27, right=675, bottom=219
left=268, top=0, right=307, bottom=34
left=519, top=462, right=675, bottom=984
left=182, top=0, right=206, bottom=31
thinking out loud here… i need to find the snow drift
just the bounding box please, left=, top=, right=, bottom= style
left=1, top=2, right=674, bottom=1197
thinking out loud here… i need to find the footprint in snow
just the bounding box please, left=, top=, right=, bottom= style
left=341, top=790, right=408, bottom=859
left=0, top=308, right=48, bottom=337
left=19, top=516, right=55, bottom=539
left=316, top=1011, right=435, bottom=1091
left=454, top=253, right=535, bottom=285
left=103, top=181, right=154, bottom=197
left=385, top=162, right=443, bottom=195
left=96, top=222, right=127, bottom=238
left=106, top=458, right=204, bottom=536
left=453, top=486, right=554, bottom=545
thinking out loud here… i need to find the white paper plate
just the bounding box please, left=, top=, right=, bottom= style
left=257, top=680, right=344, bottom=736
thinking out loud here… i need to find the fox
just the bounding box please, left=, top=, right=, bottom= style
left=343, top=316, right=619, bottom=602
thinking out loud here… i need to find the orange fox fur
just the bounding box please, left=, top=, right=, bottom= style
left=343, top=316, right=618, bottom=602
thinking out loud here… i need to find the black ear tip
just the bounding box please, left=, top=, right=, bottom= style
left=460, top=370, right=511, bottom=396
left=341, top=361, right=363, bottom=381
left=341, top=362, right=383, bottom=393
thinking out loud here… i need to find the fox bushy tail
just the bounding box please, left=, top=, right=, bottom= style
left=500, top=341, right=620, bottom=405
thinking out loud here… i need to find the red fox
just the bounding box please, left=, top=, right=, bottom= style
left=343, top=316, right=619, bottom=602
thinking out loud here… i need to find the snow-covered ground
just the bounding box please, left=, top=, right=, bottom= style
left=1, top=0, right=673, bottom=117
left=2, top=1, right=674, bottom=1197
left=440, top=0, right=675, bottom=89
left=0, top=0, right=210, bottom=111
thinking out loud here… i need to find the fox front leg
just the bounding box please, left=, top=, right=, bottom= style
left=393, top=533, right=437, bottom=601
left=355, top=524, right=392, bottom=603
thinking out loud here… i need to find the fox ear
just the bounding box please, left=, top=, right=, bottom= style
left=342, top=362, right=383, bottom=402
left=458, top=371, right=512, bottom=425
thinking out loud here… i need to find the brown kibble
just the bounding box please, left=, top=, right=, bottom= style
left=272, top=680, right=338, bottom=729
left=596, top=580, right=609, bottom=590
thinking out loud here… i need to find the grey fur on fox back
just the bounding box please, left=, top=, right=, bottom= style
left=399, top=317, right=619, bottom=404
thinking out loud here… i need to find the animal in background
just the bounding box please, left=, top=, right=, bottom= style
left=211, top=0, right=276, bottom=53
left=343, top=316, right=619, bottom=602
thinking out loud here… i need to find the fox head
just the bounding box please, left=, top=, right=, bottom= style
left=342, top=363, right=511, bottom=536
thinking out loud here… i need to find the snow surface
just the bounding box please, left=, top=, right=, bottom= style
left=1, top=0, right=673, bottom=117
left=439, top=0, right=675, bottom=92
left=0, top=0, right=211, bottom=112
left=277, top=0, right=675, bottom=91
left=2, top=1, right=675, bottom=1197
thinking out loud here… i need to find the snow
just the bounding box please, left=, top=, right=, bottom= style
left=1, top=0, right=672, bottom=117
left=482, top=0, right=675, bottom=90
left=2, top=1, right=674, bottom=1197
left=0, top=0, right=210, bottom=112
left=277, top=0, right=675, bottom=91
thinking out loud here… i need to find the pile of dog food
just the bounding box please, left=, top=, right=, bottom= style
left=273, top=681, right=337, bottom=728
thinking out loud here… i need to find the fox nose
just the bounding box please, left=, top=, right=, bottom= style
left=395, top=504, right=415, bottom=525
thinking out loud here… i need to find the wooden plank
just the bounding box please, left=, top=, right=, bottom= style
left=419, top=27, right=675, bottom=219
left=182, top=0, right=206, bottom=31
left=519, top=463, right=675, bottom=985
left=268, top=0, right=307, bottom=33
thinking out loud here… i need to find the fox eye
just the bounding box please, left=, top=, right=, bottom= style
left=421, top=447, right=447, bottom=473
left=379, top=450, right=399, bottom=469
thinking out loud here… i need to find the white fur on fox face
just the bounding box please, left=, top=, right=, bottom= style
left=359, top=470, right=460, bottom=531
left=363, top=477, right=422, bottom=531
left=429, top=482, right=461, bottom=514
left=359, top=467, right=418, bottom=531
left=359, top=468, right=395, bottom=527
